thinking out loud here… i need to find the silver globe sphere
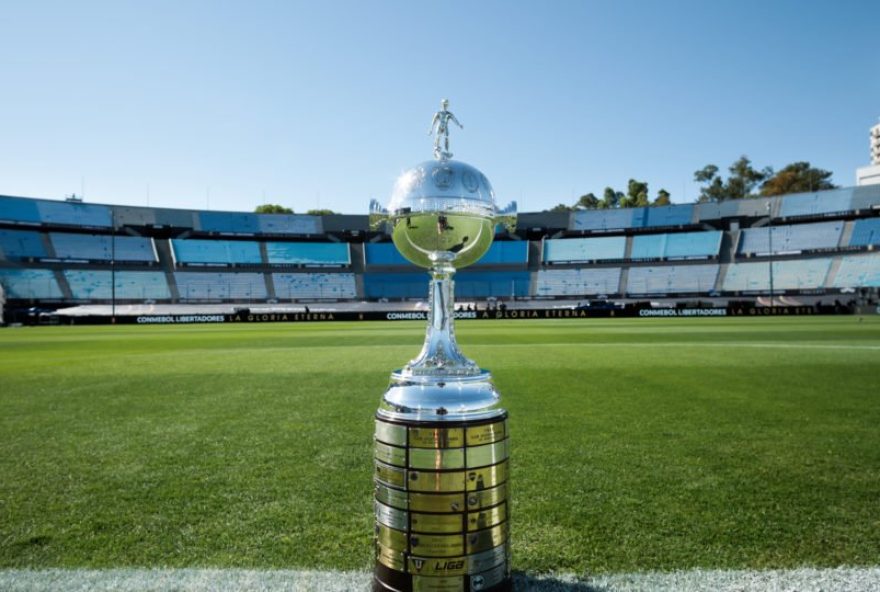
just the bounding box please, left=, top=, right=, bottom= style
left=370, top=159, right=516, bottom=269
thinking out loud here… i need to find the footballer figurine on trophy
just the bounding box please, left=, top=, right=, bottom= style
left=369, top=99, right=516, bottom=592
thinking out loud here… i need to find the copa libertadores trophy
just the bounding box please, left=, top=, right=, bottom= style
left=369, top=100, right=516, bottom=592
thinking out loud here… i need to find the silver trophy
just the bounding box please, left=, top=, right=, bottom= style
left=370, top=100, right=516, bottom=592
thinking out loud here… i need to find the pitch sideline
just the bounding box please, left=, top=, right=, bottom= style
left=1, top=567, right=878, bottom=591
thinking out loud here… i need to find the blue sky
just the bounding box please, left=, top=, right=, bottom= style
left=1, top=1, right=878, bottom=214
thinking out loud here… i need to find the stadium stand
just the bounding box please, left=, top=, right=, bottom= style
left=0, top=229, right=47, bottom=260
left=36, top=200, right=112, bottom=228
left=779, top=188, right=855, bottom=219
left=831, top=254, right=880, bottom=288
left=366, top=241, right=526, bottom=267
left=536, top=268, right=621, bottom=297
left=0, top=269, right=63, bottom=299
left=171, top=239, right=262, bottom=266
left=643, top=204, right=694, bottom=228
left=265, top=242, right=350, bottom=266
left=630, top=231, right=721, bottom=260
left=626, top=264, right=719, bottom=294
left=723, top=259, right=832, bottom=292
left=174, top=272, right=267, bottom=300
left=0, top=196, right=42, bottom=224
left=51, top=233, right=157, bottom=262
left=364, top=243, right=411, bottom=266
left=571, top=208, right=636, bottom=232
left=456, top=271, right=530, bottom=298
left=64, top=271, right=171, bottom=300
left=272, top=272, right=357, bottom=299
left=258, top=214, right=322, bottom=235
left=543, top=236, right=626, bottom=263
left=364, top=273, right=426, bottom=299
left=848, top=218, right=880, bottom=248
left=197, top=212, right=261, bottom=234
left=738, top=221, right=843, bottom=255
left=2, top=184, right=880, bottom=310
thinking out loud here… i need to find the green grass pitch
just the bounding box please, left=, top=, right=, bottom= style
left=0, top=317, right=878, bottom=573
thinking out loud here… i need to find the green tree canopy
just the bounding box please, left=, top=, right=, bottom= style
left=653, top=189, right=671, bottom=206
left=760, top=162, right=836, bottom=196
left=694, top=156, right=770, bottom=202
left=600, top=187, right=623, bottom=209
left=547, top=203, right=574, bottom=212
left=620, top=179, right=649, bottom=208
left=575, top=193, right=600, bottom=209
left=254, top=204, right=293, bottom=214
left=306, top=209, right=336, bottom=215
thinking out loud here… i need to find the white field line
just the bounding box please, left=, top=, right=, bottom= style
left=1, top=567, right=879, bottom=592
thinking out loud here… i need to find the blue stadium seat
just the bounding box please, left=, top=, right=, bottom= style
left=174, top=272, right=267, bottom=300
left=364, top=273, right=426, bottom=299
left=36, top=200, right=112, bottom=227
left=64, top=271, right=171, bottom=300
left=831, top=254, right=880, bottom=288
left=663, top=231, right=722, bottom=259
left=626, top=264, right=719, bottom=294
left=630, top=234, right=665, bottom=259
left=848, top=218, right=880, bottom=247
left=171, top=239, right=262, bottom=265
left=738, top=221, right=842, bottom=255
left=0, top=229, right=47, bottom=260
left=0, top=196, right=42, bottom=224
left=474, top=241, right=529, bottom=265
left=198, top=212, right=261, bottom=234
left=51, top=233, right=157, bottom=262
left=0, top=268, right=62, bottom=299
left=365, top=241, right=527, bottom=267
left=643, top=204, right=694, bottom=228
left=723, top=259, right=831, bottom=291
left=779, top=188, right=854, bottom=218
left=265, top=242, right=350, bottom=265
left=850, top=185, right=880, bottom=211
left=456, top=271, right=530, bottom=298
left=272, top=273, right=357, bottom=299
left=257, top=214, right=322, bottom=235
left=365, top=243, right=411, bottom=266
left=543, top=236, right=626, bottom=262
left=571, top=209, right=637, bottom=232
left=536, top=268, right=621, bottom=296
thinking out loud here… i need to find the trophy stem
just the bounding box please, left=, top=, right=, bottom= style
left=405, top=257, right=479, bottom=376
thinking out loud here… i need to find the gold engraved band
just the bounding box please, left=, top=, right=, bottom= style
left=376, top=419, right=507, bottom=449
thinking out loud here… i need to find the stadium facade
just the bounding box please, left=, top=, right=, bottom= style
left=1, top=185, right=879, bottom=321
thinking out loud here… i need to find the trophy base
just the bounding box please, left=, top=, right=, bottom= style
left=373, top=413, right=511, bottom=592
left=373, top=563, right=513, bottom=592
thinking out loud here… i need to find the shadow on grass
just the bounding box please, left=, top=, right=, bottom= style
left=513, top=571, right=604, bottom=591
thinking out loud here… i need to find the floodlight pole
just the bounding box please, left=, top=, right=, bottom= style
left=766, top=201, right=775, bottom=312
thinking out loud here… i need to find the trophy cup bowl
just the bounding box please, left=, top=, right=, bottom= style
left=371, top=107, right=516, bottom=592
left=371, top=159, right=516, bottom=270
